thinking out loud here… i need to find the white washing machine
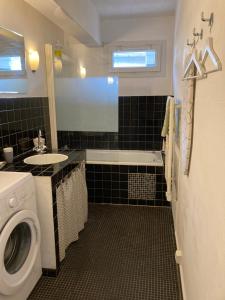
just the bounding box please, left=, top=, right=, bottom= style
left=0, top=172, right=42, bottom=300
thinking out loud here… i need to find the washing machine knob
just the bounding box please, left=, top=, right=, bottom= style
left=8, top=197, right=18, bottom=208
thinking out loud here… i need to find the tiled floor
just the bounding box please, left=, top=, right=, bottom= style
left=29, top=204, right=182, bottom=300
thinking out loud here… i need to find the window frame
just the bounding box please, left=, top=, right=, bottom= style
left=110, top=42, right=162, bottom=73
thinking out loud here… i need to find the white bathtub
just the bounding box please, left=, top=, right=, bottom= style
left=86, top=150, right=163, bottom=166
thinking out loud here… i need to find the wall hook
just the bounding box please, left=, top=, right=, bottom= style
left=201, top=12, right=214, bottom=28
left=193, top=28, right=203, bottom=39
left=187, top=38, right=195, bottom=48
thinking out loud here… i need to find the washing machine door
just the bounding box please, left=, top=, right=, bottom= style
left=0, top=210, right=41, bottom=296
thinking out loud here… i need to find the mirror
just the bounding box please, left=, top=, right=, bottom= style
left=0, top=26, right=27, bottom=95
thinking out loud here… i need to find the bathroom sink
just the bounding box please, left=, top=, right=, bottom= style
left=24, top=154, right=68, bottom=165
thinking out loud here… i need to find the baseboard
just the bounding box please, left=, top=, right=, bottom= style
left=42, top=268, right=59, bottom=277
left=174, top=231, right=187, bottom=300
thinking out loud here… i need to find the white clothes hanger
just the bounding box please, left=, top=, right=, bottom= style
left=201, top=37, right=222, bottom=74
left=183, top=49, right=206, bottom=80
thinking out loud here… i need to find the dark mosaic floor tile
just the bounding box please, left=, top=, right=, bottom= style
left=29, top=204, right=182, bottom=300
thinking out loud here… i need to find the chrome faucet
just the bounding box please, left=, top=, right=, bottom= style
left=33, top=129, right=47, bottom=153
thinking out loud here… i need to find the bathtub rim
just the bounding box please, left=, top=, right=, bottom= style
left=85, top=149, right=164, bottom=167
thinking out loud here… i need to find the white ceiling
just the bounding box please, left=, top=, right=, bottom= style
left=91, top=0, right=177, bottom=18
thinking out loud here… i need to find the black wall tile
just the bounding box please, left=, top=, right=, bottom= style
left=58, top=96, right=167, bottom=151
left=86, top=163, right=169, bottom=207
left=0, top=97, right=51, bottom=158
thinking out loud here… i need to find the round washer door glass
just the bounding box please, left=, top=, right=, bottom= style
left=4, top=222, right=31, bottom=274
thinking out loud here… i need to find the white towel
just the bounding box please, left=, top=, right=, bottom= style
left=162, top=96, right=175, bottom=202
left=161, top=96, right=174, bottom=137
left=182, top=67, right=195, bottom=175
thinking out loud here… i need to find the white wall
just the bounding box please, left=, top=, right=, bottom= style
left=0, top=0, right=64, bottom=97
left=0, top=2, right=174, bottom=98
left=173, top=1, right=225, bottom=299
left=102, top=15, right=175, bottom=96
left=55, top=0, right=101, bottom=46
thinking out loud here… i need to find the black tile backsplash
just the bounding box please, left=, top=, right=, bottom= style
left=119, top=96, right=166, bottom=150
left=86, top=164, right=169, bottom=207
left=0, top=97, right=51, bottom=158
left=58, top=96, right=167, bottom=151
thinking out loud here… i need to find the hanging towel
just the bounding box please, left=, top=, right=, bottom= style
left=161, top=96, right=175, bottom=202
left=161, top=96, right=174, bottom=137
left=182, top=66, right=195, bottom=175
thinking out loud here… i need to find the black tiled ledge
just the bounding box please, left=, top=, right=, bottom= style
left=1, top=150, right=85, bottom=176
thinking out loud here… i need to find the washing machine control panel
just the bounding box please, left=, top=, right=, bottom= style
left=8, top=196, right=18, bottom=208
left=0, top=192, right=18, bottom=211
left=0, top=179, right=34, bottom=213
left=13, top=184, right=34, bottom=209
left=5, top=191, right=27, bottom=210
left=0, top=174, right=36, bottom=229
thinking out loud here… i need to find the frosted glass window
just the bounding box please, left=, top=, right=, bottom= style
left=113, top=50, right=157, bottom=69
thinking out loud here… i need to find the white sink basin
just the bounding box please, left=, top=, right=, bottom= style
left=24, top=154, right=68, bottom=165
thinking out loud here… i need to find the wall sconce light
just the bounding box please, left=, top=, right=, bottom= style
left=28, top=50, right=40, bottom=72
left=54, top=49, right=63, bottom=73
left=54, top=57, right=63, bottom=73
left=80, top=66, right=86, bottom=79
left=107, top=77, right=114, bottom=85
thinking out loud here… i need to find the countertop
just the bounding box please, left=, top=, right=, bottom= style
left=1, top=150, right=85, bottom=177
